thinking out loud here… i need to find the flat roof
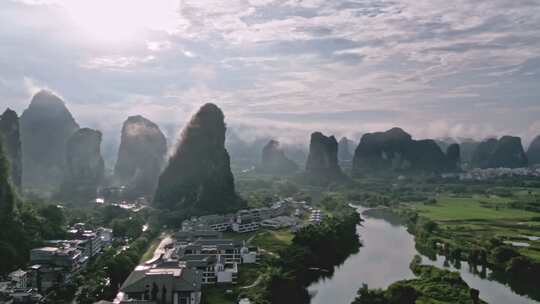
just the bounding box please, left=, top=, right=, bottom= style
left=31, top=247, right=58, bottom=252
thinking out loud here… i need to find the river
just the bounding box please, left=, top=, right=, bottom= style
left=307, top=207, right=537, bottom=304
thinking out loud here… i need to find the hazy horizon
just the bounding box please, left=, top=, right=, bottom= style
left=1, top=0, right=539, bottom=145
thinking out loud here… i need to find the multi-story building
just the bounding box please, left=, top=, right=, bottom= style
left=30, top=247, right=82, bottom=272
left=29, top=246, right=83, bottom=292
left=67, top=225, right=105, bottom=257
left=231, top=219, right=259, bottom=233
left=180, top=255, right=238, bottom=285
left=119, top=265, right=202, bottom=304
left=181, top=198, right=300, bottom=234
left=98, top=227, right=113, bottom=245
left=181, top=214, right=235, bottom=232
left=174, top=231, right=258, bottom=265
left=176, top=239, right=243, bottom=264
left=260, top=216, right=298, bottom=229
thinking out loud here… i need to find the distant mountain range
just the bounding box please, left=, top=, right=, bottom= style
left=1, top=90, right=539, bottom=202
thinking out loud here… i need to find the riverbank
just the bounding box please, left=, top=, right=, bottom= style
left=240, top=211, right=361, bottom=304
left=395, top=193, right=540, bottom=302
left=351, top=255, right=487, bottom=304
left=308, top=206, right=537, bottom=304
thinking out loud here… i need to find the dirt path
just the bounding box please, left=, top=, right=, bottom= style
left=240, top=275, right=262, bottom=289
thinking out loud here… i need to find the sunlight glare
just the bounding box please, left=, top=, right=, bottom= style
left=61, top=0, right=180, bottom=44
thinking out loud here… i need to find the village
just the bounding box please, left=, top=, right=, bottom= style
left=0, top=198, right=323, bottom=304
left=113, top=197, right=322, bottom=304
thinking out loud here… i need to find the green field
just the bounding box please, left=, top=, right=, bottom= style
left=408, top=194, right=540, bottom=261
left=202, top=287, right=236, bottom=304
left=413, top=195, right=539, bottom=221
left=201, top=262, right=265, bottom=304
left=251, top=229, right=294, bottom=253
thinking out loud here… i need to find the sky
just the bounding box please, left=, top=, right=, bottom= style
left=1, top=0, right=539, bottom=146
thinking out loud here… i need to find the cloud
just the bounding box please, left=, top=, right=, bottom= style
left=81, top=56, right=156, bottom=70
left=1, top=0, right=540, bottom=146
left=146, top=40, right=172, bottom=51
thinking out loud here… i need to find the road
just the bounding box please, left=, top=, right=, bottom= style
left=145, top=233, right=174, bottom=264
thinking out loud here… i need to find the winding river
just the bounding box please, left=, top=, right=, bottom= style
left=307, top=207, right=537, bottom=304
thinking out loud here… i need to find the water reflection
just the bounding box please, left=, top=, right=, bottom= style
left=308, top=207, right=538, bottom=304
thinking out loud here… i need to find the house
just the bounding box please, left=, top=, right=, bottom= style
left=174, top=231, right=258, bottom=265
left=98, top=227, right=114, bottom=245
left=240, top=246, right=258, bottom=264
left=231, top=220, right=259, bottom=233
left=67, top=225, right=105, bottom=257
left=180, top=255, right=238, bottom=285
left=29, top=246, right=83, bottom=292
left=174, top=238, right=245, bottom=264
left=119, top=265, right=202, bottom=304
left=30, top=247, right=82, bottom=272
left=182, top=214, right=235, bottom=232
left=260, top=216, right=298, bottom=229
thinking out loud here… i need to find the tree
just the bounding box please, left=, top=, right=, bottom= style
left=386, top=283, right=417, bottom=304
left=352, top=284, right=388, bottom=304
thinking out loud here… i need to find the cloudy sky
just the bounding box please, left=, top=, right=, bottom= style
left=1, top=0, right=539, bottom=145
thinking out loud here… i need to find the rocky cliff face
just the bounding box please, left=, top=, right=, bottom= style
left=60, top=128, right=104, bottom=201
left=114, top=116, right=167, bottom=199
left=352, top=128, right=458, bottom=175
left=446, top=143, right=461, bottom=170
left=154, top=103, right=244, bottom=215
left=527, top=135, right=540, bottom=165
left=470, top=138, right=498, bottom=169
left=0, top=139, right=20, bottom=273
left=338, top=137, right=354, bottom=162
left=20, top=90, right=80, bottom=193
left=259, top=140, right=299, bottom=175
left=0, top=140, right=15, bottom=216
left=0, top=109, right=22, bottom=188
left=459, top=139, right=480, bottom=166
left=489, top=136, right=527, bottom=168
left=471, top=136, right=528, bottom=168
left=305, top=132, right=345, bottom=181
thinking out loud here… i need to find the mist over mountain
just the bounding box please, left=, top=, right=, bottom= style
left=434, top=137, right=457, bottom=153
left=226, top=129, right=271, bottom=169
left=527, top=135, right=540, bottom=166
left=0, top=109, right=22, bottom=188
left=114, top=115, right=167, bottom=199
left=154, top=103, right=244, bottom=216
left=225, top=128, right=309, bottom=170
left=338, top=137, right=355, bottom=162
left=20, top=90, right=80, bottom=194
left=59, top=128, right=104, bottom=202
left=258, top=139, right=299, bottom=175
left=305, top=132, right=346, bottom=182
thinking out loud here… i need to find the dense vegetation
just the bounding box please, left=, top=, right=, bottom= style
left=0, top=141, right=67, bottom=274
left=154, top=103, right=245, bottom=219
left=114, top=115, right=167, bottom=199
left=351, top=255, right=484, bottom=304
left=241, top=211, right=361, bottom=304
left=76, top=229, right=159, bottom=304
